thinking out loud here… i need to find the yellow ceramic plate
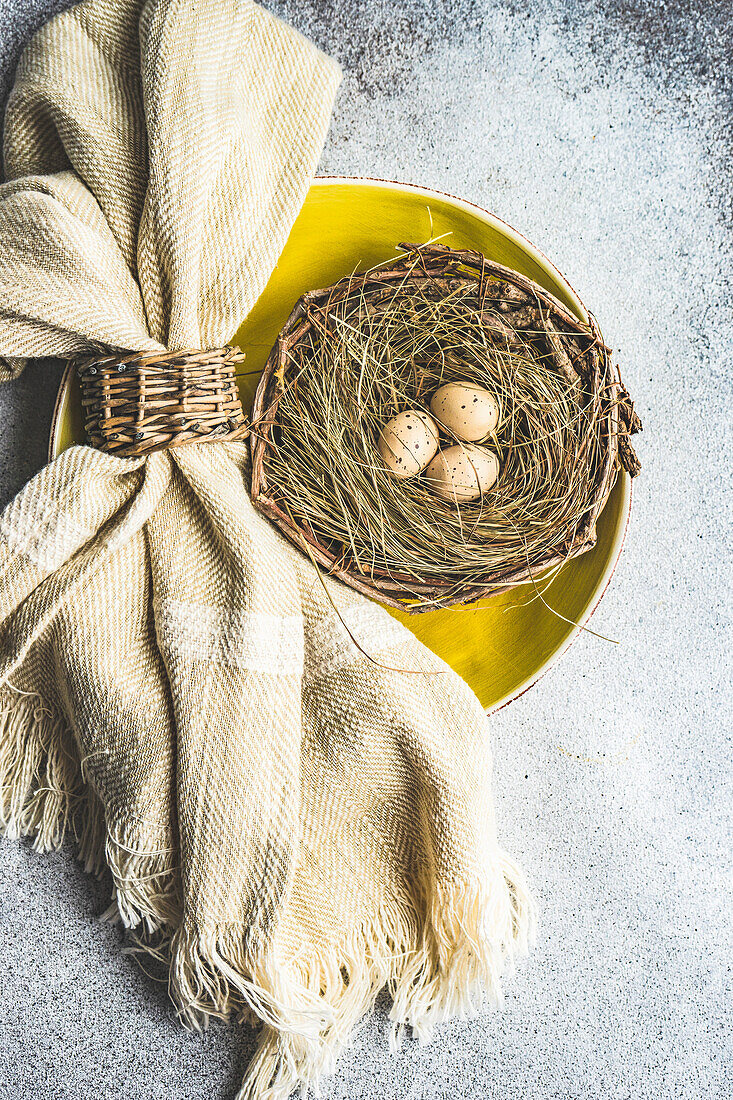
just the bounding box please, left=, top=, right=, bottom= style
left=50, top=177, right=631, bottom=711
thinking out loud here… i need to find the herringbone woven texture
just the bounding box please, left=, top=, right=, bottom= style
left=0, top=2, right=533, bottom=1096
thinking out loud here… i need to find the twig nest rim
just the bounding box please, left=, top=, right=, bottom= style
left=378, top=409, right=439, bottom=478
left=425, top=444, right=500, bottom=502
left=429, top=382, right=499, bottom=443
left=249, top=243, right=642, bottom=614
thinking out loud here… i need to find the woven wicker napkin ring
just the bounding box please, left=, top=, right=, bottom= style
left=75, top=346, right=248, bottom=457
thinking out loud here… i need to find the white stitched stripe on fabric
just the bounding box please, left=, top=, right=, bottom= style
left=305, top=603, right=412, bottom=681
left=154, top=599, right=304, bottom=674
left=0, top=493, right=97, bottom=572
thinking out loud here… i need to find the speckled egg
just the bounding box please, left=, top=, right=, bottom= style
left=378, top=409, right=440, bottom=479
left=430, top=382, right=499, bottom=442
left=425, top=444, right=500, bottom=502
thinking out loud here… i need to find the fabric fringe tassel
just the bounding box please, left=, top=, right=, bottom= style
left=159, top=859, right=535, bottom=1100
left=0, top=689, right=181, bottom=931
left=104, top=829, right=181, bottom=932
left=236, top=861, right=534, bottom=1099
left=0, top=689, right=84, bottom=854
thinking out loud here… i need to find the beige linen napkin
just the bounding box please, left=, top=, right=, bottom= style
left=0, top=1, right=534, bottom=1096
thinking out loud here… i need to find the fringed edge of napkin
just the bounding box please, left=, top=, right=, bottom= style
left=0, top=687, right=180, bottom=925
left=0, top=686, right=535, bottom=1099
left=124, top=860, right=534, bottom=1099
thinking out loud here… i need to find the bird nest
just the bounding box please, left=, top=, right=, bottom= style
left=250, top=243, right=641, bottom=613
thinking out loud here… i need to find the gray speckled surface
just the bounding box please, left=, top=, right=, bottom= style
left=0, top=2, right=731, bottom=1098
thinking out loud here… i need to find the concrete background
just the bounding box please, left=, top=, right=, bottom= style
left=0, top=1, right=731, bottom=1098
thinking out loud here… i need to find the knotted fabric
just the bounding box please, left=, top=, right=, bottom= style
left=0, top=2, right=534, bottom=1096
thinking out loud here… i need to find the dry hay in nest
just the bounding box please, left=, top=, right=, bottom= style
left=250, top=243, right=641, bottom=613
